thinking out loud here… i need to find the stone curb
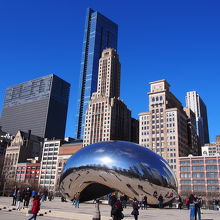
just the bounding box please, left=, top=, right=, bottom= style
left=0, top=205, right=113, bottom=220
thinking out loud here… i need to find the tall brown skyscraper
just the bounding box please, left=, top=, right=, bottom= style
left=83, top=48, right=138, bottom=146
left=139, top=80, right=190, bottom=173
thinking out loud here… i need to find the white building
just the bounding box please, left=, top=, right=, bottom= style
left=39, top=139, right=62, bottom=190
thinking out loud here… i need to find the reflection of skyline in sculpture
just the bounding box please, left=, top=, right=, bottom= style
left=60, top=141, right=178, bottom=206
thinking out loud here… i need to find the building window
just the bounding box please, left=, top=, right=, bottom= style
left=193, top=185, right=205, bottom=190
left=206, top=159, right=217, bottom=164
left=193, top=180, right=205, bottom=184
left=207, top=180, right=218, bottom=184
left=181, top=185, right=191, bottom=190
left=206, top=165, right=217, bottom=170
left=206, top=172, right=218, bottom=178
left=207, top=185, right=219, bottom=191
left=192, top=172, right=205, bottom=178
left=192, top=166, right=204, bottom=171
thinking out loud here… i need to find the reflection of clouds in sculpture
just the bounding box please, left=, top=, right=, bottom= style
left=119, top=150, right=137, bottom=159
left=99, top=156, right=113, bottom=164
left=60, top=141, right=178, bottom=206
left=95, top=148, right=105, bottom=153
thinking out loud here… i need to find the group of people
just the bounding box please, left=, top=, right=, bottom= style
left=12, top=187, right=34, bottom=210
left=109, top=193, right=148, bottom=220
left=188, top=194, right=203, bottom=220
left=12, top=187, right=41, bottom=220
left=11, top=186, right=56, bottom=220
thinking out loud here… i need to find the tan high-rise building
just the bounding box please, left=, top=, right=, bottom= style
left=83, top=48, right=138, bottom=146
left=139, top=80, right=190, bottom=173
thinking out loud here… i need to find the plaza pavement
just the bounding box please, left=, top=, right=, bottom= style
left=0, top=196, right=219, bottom=220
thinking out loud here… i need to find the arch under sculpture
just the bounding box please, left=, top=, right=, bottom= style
left=59, top=141, right=178, bottom=206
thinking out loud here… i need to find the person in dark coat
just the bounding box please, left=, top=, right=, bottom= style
left=120, top=194, right=128, bottom=208
left=142, top=196, right=148, bottom=210
left=131, top=198, right=140, bottom=220
left=158, top=194, right=164, bottom=208
left=24, top=188, right=32, bottom=207
left=189, top=194, right=196, bottom=220
left=110, top=193, right=117, bottom=207
left=12, top=187, right=17, bottom=206
left=111, top=199, right=124, bottom=220
left=28, top=196, right=41, bottom=220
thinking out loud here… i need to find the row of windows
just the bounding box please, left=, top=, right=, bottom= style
left=45, top=143, right=59, bottom=147
left=40, top=175, right=55, bottom=179
left=40, top=180, right=54, bottom=185
left=181, top=179, right=219, bottom=184
left=180, top=159, right=220, bottom=165
left=44, top=147, right=59, bottom=152
left=42, top=161, right=57, bottom=165
left=16, top=171, right=40, bottom=174
left=180, top=172, right=218, bottom=178
left=180, top=165, right=219, bottom=171
left=43, top=157, right=57, bottom=160
left=181, top=185, right=219, bottom=190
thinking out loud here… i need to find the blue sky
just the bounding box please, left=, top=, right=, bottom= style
left=0, top=0, right=220, bottom=142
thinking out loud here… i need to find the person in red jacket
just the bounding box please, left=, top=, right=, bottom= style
left=28, top=196, right=41, bottom=220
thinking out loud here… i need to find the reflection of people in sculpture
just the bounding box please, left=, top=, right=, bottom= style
left=153, top=191, right=158, bottom=198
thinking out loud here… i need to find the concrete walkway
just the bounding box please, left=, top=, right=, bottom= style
left=0, top=197, right=219, bottom=220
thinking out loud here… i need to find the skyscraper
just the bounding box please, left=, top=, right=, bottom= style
left=75, top=8, right=118, bottom=139
left=0, top=74, right=70, bottom=139
left=186, top=91, right=209, bottom=146
left=83, top=48, right=137, bottom=146
left=139, top=80, right=190, bottom=173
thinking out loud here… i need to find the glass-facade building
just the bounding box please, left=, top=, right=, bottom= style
left=186, top=91, right=210, bottom=146
left=75, top=8, right=118, bottom=139
left=0, top=74, right=70, bottom=139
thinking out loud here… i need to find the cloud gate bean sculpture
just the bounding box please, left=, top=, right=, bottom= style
left=60, top=141, right=178, bottom=206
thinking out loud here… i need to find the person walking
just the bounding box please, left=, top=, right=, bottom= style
left=74, top=192, right=80, bottom=208
left=189, top=194, right=196, bottom=220
left=120, top=194, right=128, bottom=209
left=16, top=189, right=23, bottom=210
left=31, top=190, right=36, bottom=198
left=12, top=187, right=17, bottom=206
left=48, top=191, right=54, bottom=201
left=111, top=199, right=124, bottom=220
left=142, top=196, right=148, bottom=210
left=178, top=196, right=183, bottom=209
left=28, top=195, right=41, bottom=220
left=24, top=188, right=32, bottom=207
left=158, top=194, right=164, bottom=208
left=110, top=193, right=117, bottom=207
left=131, top=198, right=140, bottom=220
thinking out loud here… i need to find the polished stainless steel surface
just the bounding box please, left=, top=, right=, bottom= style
left=60, top=141, right=178, bottom=205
